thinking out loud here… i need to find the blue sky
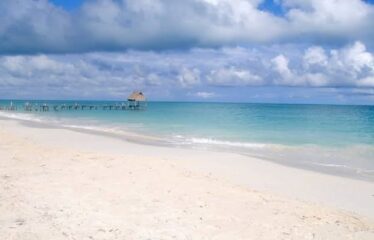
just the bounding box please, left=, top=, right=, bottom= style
left=1, top=0, right=374, bottom=104
left=50, top=0, right=374, bottom=13
left=50, top=0, right=84, bottom=10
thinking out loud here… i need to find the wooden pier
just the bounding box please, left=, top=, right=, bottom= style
left=0, top=102, right=145, bottom=112
left=0, top=92, right=147, bottom=113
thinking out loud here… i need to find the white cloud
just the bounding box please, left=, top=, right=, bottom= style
left=352, top=88, right=374, bottom=95
left=269, top=41, right=374, bottom=88
left=284, top=0, right=373, bottom=39
left=358, top=77, right=374, bottom=87
left=334, top=41, right=374, bottom=73
left=178, top=67, right=201, bottom=87
left=271, top=55, right=294, bottom=83
left=303, top=46, right=328, bottom=68
left=1, top=55, right=73, bottom=76
left=207, top=66, right=263, bottom=86
left=0, top=0, right=71, bottom=53
left=195, top=91, right=216, bottom=98
left=145, top=73, right=163, bottom=86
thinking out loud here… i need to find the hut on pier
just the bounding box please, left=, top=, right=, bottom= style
left=127, top=91, right=146, bottom=110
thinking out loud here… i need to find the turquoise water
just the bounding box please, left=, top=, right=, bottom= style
left=1, top=100, right=373, bottom=180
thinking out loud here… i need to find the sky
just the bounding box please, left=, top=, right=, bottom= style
left=1, top=0, right=374, bottom=104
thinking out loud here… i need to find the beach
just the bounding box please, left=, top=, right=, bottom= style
left=0, top=117, right=373, bottom=239
left=1, top=0, right=374, bottom=238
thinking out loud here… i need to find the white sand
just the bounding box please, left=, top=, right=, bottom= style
left=0, top=118, right=373, bottom=239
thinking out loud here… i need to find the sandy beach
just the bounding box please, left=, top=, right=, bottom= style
left=0, top=118, right=373, bottom=239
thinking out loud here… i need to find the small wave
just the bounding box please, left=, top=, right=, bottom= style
left=188, top=137, right=267, bottom=148
left=62, top=123, right=165, bottom=143
left=312, top=162, right=350, bottom=168
left=63, top=124, right=118, bottom=133
left=0, top=111, right=43, bottom=122
left=310, top=162, right=374, bottom=176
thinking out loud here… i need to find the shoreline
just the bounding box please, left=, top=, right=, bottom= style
left=1, top=117, right=374, bottom=216
left=0, top=118, right=373, bottom=238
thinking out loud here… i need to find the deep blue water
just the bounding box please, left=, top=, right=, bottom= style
left=1, top=100, right=373, bottom=180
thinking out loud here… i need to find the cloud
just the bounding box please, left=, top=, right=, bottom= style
left=0, top=0, right=72, bottom=54
left=284, top=0, right=372, bottom=37
left=303, top=46, right=328, bottom=68
left=271, top=41, right=374, bottom=87
left=207, top=67, right=263, bottom=86
left=178, top=67, right=201, bottom=88
left=195, top=91, right=216, bottom=98
left=271, top=54, right=329, bottom=87
left=0, top=41, right=373, bottom=102
left=358, top=76, right=374, bottom=87
left=0, top=0, right=374, bottom=54
left=145, top=73, right=163, bottom=86
left=351, top=88, right=374, bottom=96
left=271, top=54, right=294, bottom=83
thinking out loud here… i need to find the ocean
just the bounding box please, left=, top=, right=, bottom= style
left=1, top=100, right=373, bottom=181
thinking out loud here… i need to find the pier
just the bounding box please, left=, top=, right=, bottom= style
left=0, top=92, right=147, bottom=112
left=0, top=102, right=145, bottom=112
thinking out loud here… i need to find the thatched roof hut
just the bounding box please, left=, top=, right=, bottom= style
left=127, top=91, right=146, bottom=102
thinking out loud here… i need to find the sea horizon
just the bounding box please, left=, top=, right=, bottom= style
left=1, top=98, right=374, bottom=107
